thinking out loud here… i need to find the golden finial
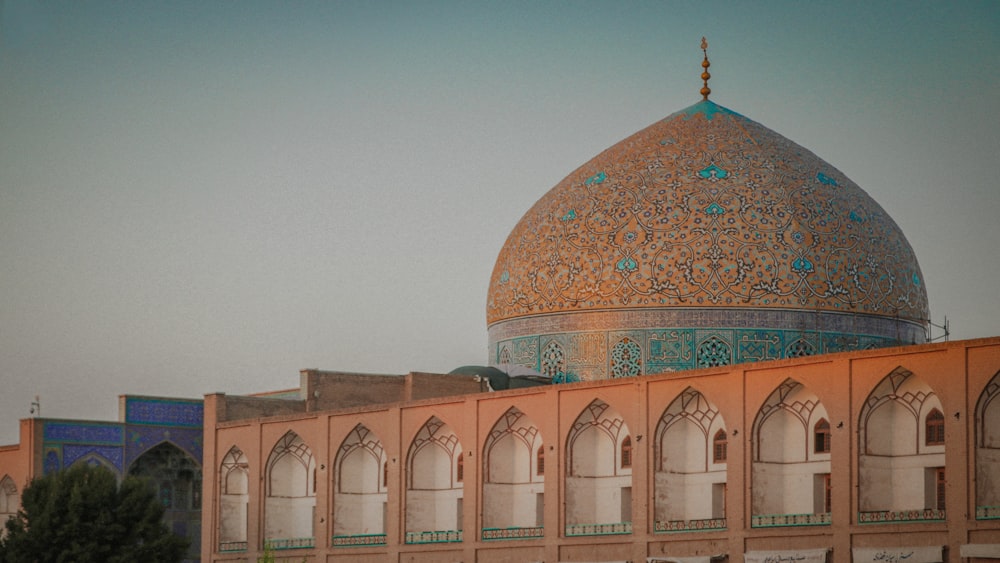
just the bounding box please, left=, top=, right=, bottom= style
left=700, top=36, right=711, bottom=100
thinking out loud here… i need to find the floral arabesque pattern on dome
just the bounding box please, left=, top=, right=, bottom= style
left=487, top=100, right=928, bottom=326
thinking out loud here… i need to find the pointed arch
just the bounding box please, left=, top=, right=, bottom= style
left=481, top=406, right=545, bottom=535
left=0, top=475, right=18, bottom=528
left=652, top=387, right=727, bottom=531
left=620, top=436, right=632, bottom=468
left=611, top=337, right=642, bottom=378
left=975, top=370, right=1000, bottom=518
left=71, top=452, right=121, bottom=477
left=218, top=446, right=249, bottom=551
left=129, top=441, right=202, bottom=558
left=714, top=430, right=728, bottom=463
left=333, top=424, right=387, bottom=541
left=498, top=346, right=512, bottom=365
left=565, top=400, right=632, bottom=534
left=925, top=409, right=945, bottom=446
left=540, top=340, right=566, bottom=378
left=786, top=338, right=816, bottom=358
left=696, top=335, right=731, bottom=367
left=405, top=416, right=463, bottom=543
left=750, top=379, right=831, bottom=525
left=858, top=367, right=944, bottom=521
left=264, top=431, right=316, bottom=548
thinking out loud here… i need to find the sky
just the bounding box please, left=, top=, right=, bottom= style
left=0, top=1, right=997, bottom=444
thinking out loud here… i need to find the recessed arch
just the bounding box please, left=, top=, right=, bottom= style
left=750, top=379, right=830, bottom=523
left=975, top=370, right=1000, bottom=516
left=405, top=416, right=463, bottom=542
left=482, top=406, right=545, bottom=535
left=858, top=367, right=944, bottom=519
left=565, top=399, right=632, bottom=533
left=333, top=424, right=387, bottom=539
left=0, top=475, right=18, bottom=527
left=129, top=441, right=203, bottom=558
left=653, top=387, right=727, bottom=530
left=218, top=446, right=249, bottom=551
left=264, top=431, right=316, bottom=547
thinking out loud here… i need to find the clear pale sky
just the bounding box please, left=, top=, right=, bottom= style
left=1, top=1, right=997, bottom=444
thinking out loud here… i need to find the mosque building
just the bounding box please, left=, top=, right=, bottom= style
left=0, top=396, right=206, bottom=562
left=1, top=41, right=998, bottom=563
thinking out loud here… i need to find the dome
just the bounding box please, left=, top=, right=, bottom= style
left=487, top=99, right=928, bottom=380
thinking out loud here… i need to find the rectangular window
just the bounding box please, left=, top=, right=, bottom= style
left=621, top=487, right=632, bottom=523
left=936, top=467, right=945, bottom=511
left=713, top=430, right=728, bottom=463
left=813, top=473, right=832, bottom=513
left=712, top=482, right=727, bottom=519
left=814, top=419, right=831, bottom=453
left=925, top=466, right=946, bottom=511
left=824, top=474, right=832, bottom=513
left=926, top=409, right=945, bottom=445
left=621, top=437, right=632, bottom=468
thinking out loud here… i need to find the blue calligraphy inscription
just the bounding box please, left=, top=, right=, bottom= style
left=43, top=422, right=123, bottom=444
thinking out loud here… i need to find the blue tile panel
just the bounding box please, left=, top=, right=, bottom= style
left=125, top=397, right=203, bottom=427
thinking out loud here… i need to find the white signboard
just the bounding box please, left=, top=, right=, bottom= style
left=852, top=546, right=943, bottom=563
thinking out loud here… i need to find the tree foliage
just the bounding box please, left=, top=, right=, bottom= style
left=0, top=463, right=188, bottom=563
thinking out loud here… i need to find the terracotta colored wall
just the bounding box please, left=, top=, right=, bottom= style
left=199, top=338, right=1000, bottom=563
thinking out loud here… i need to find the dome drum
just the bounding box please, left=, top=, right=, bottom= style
left=490, top=308, right=927, bottom=381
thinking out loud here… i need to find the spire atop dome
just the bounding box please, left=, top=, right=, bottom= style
left=700, top=37, right=711, bottom=100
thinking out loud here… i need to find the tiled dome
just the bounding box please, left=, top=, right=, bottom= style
left=487, top=100, right=928, bottom=379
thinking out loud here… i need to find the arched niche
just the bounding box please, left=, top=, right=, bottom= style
left=482, top=407, right=544, bottom=534
left=263, top=431, right=316, bottom=548
left=858, top=367, right=944, bottom=520
left=653, top=387, right=727, bottom=530
left=565, top=399, right=632, bottom=534
left=333, top=424, right=387, bottom=539
left=0, top=475, right=18, bottom=528
left=975, top=371, right=1000, bottom=518
left=129, top=441, right=203, bottom=558
left=404, top=416, right=463, bottom=543
left=218, top=446, right=249, bottom=551
left=751, top=379, right=831, bottom=524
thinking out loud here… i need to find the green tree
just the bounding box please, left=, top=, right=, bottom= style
left=0, top=463, right=188, bottom=563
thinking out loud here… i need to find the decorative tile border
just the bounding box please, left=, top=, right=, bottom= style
left=976, top=505, right=1000, bottom=520
left=565, top=521, right=632, bottom=536
left=331, top=533, right=387, bottom=547
left=404, top=530, right=463, bottom=544
left=654, top=518, right=727, bottom=532
left=858, top=509, right=945, bottom=524
left=490, top=309, right=923, bottom=379
left=218, top=541, right=247, bottom=552
left=482, top=526, right=544, bottom=540
left=265, top=537, right=315, bottom=550
left=752, top=512, right=830, bottom=528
